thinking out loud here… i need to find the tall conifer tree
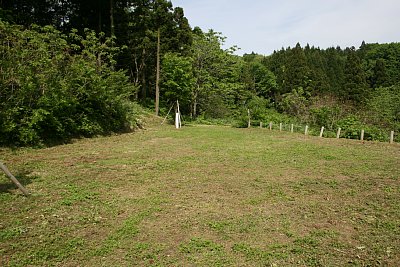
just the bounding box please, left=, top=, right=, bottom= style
left=344, top=47, right=368, bottom=103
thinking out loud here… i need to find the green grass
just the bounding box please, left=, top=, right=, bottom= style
left=0, top=124, right=399, bottom=266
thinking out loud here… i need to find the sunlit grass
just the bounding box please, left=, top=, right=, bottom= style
left=1, top=124, right=399, bottom=266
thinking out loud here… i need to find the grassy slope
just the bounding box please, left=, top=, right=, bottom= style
left=0, top=124, right=399, bottom=266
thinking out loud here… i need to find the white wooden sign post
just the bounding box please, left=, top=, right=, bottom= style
left=319, top=126, right=324, bottom=138
left=336, top=127, right=341, bottom=139
left=175, top=100, right=182, bottom=129
left=175, top=112, right=180, bottom=129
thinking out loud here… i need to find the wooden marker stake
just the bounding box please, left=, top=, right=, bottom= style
left=319, top=126, right=324, bottom=138
left=336, top=127, right=341, bottom=139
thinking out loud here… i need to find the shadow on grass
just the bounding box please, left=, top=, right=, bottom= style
left=0, top=169, right=38, bottom=195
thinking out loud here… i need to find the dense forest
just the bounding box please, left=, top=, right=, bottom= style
left=1, top=0, right=399, bottom=146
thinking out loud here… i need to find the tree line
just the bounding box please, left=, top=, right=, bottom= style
left=1, top=1, right=399, bottom=145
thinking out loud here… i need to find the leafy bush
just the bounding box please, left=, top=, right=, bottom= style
left=309, top=106, right=341, bottom=130
left=278, top=87, right=310, bottom=117
left=234, top=96, right=298, bottom=128
left=336, top=115, right=389, bottom=141
left=0, top=21, right=137, bottom=146
left=337, top=116, right=363, bottom=139
left=233, top=96, right=269, bottom=128
left=367, top=85, right=400, bottom=130
left=201, top=94, right=232, bottom=119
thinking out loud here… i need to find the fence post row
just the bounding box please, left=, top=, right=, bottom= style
left=258, top=121, right=395, bottom=144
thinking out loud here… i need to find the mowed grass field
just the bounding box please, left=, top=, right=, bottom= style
left=1, top=123, right=399, bottom=266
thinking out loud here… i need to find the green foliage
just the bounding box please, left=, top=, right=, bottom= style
left=343, top=47, right=368, bottom=103
left=370, top=59, right=388, bottom=88
left=241, top=60, right=277, bottom=98
left=201, top=94, right=233, bottom=119
left=309, top=106, right=341, bottom=130
left=190, top=29, right=245, bottom=118
left=246, top=96, right=271, bottom=123
left=337, top=116, right=363, bottom=139
left=363, top=43, right=400, bottom=87
left=283, top=43, right=311, bottom=94
left=0, top=21, right=137, bottom=146
left=161, top=52, right=194, bottom=111
left=335, top=116, right=387, bottom=141
left=234, top=97, right=296, bottom=128
left=2, top=1, right=400, bottom=144
left=367, top=85, right=400, bottom=130
left=234, top=96, right=268, bottom=127
left=279, top=87, right=310, bottom=117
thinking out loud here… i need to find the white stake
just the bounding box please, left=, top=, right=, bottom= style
left=319, top=126, right=324, bottom=138
left=175, top=112, right=180, bottom=129
left=336, top=127, right=341, bottom=139
left=247, top=109, right=251, bottom=128
left=305, top=125, right=308, bottom=135
left=177, top=100, right=182, bottom=128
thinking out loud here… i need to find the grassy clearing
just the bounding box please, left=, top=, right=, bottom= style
left=1, top=123, right=399, bottom=266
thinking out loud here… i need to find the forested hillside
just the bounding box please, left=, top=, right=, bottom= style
left=1, top=1, right=399, bottom=146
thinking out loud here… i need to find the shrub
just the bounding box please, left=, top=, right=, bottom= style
left=0, top=22, right=137, bottom=146
left=337, top=115, right=363, bottom=139
left=233, top=96, right=298, bottom=128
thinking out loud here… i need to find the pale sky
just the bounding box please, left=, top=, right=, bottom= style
left=173, top=0, right=400, bottom=55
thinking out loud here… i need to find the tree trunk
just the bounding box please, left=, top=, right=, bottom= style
left=192, top=87, right=199, bottom=117
left=133, top=58, right=140, bottom=100
left=141, top=48, right=146, bottom=99
left=98, top=2, right=102, bottom=33
left=193, top=99, right=197, bottom=118
left=155, top=28, right=160, bottom=116
left=110, top=0, right=115, bottom=38
left=96, top=53, right=102, bottom=72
